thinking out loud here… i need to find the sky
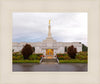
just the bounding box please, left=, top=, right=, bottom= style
left=13, top=13, right=88, bottom=46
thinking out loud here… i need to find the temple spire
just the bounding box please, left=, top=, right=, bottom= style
left=48, top=20, right=52, bottom=38
left=49, top=20, right=51, bottom=25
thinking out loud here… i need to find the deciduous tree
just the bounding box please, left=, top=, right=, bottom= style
left=21, top=44, right=33, bottom=59
left=67, top=45, right=77, bottom=59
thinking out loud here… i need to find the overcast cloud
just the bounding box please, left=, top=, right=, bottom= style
left=13, top=13, right=88, bottom=46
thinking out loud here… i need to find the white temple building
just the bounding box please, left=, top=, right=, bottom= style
left=13, top=20, right=82, bottom=56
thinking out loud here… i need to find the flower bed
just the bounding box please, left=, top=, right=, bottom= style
left=57, top=52, right=88, bottom=63
left=57, top=54, right=71, bottom=60
left=29, top=54, right=41, bottom=60
left=57, top=54, right=67, bottom=56
left=12, top=52, right=44, bottom=63
left=76, top=52, right=88, bottom=60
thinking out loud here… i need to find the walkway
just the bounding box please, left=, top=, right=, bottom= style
left=13, top=63, right=87, bottom=72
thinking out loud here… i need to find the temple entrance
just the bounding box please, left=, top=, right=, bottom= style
left=46, top=49, right=54, bottom=56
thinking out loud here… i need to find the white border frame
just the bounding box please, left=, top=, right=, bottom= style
left=0, top=0, right=100, bottom=84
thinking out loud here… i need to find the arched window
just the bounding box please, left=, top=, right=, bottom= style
left=65, top=46, right=67, bottom=52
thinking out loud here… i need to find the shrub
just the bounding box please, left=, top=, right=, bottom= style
left=76, top=55, right=87, bottom=60
left=59, top=59, right=87, bottom=63
left=12, top=49, right=14, bottom=52
left=13, top=55, right=23, bottom=60
left=58, top=56, right=64, bottom=60
left=37, top=56, right=41, bottom=60
left=58, top=56, right=71, bottom=60
left=82, top=44, right=88, bottom=52
left=29, top=54, right=37, bottom=60
left=36, top=54, right=43, bottom=56
left=21, top=44, right=33, bottom=59
left=67, top=45, right=77, bottom=59
left=13, top=52, right=22, bottom=56
left=57, top=54, right=66, bottom=56
left=57, top=54, right=71, bottom=60
left=63, top=56, right=71, bottom=60
left=77, top=52, right=88, bottom=56
left=29, top=54, right=42, bottom=60
left=40, top=55, right=45, bottom=57
left=13, top=60, right=40, bottom=63
left=65, top=46, right=67, bottom=52
left=76, top=52, right=88, bottom=60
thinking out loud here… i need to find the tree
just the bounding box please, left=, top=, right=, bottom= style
left=67, top=45, right=77, bottom=59
left=65, top=46, right=67, bottom=52
left=82, top=44, right=88, bottom=52
left=21, top=44, right=33, bottom=59
left=12, top=49, right=14, bottom=52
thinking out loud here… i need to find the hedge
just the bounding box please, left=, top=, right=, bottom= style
left=59, top=59, right=87, bottom=63
left=13, top=60, right=40, bottom=63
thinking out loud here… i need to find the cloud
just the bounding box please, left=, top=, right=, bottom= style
left=13, top=12, right=88, bottom=46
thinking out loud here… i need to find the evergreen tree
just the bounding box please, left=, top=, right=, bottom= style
left=65, top=46, right=67, bottom=52
left=82, top=44, right=88, bottom=52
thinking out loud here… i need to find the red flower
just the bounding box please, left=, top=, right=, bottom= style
left=40, top=55, right=45, bottom=57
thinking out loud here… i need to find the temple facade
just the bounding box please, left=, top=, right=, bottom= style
left=13, top=20, right=82, bottom=56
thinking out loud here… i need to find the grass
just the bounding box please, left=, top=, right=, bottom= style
left=59, top=59, right=87, bottom=63
left=13, top=60, right=40, bottom=63
left=13, top=59, right=87, bottom=63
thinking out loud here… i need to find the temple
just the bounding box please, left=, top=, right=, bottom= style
left=13, top=20, right=82, bottom=57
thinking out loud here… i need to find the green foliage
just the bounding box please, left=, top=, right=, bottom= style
left=77, top=52, right=88, bottom=56
left=13, top=52, right=22, bottom=56
left=37, top=56, right=41, bottom=60
left=76, top=52, right=88, bottom=60
left=82, top=44, right=88, bottom=52
left=67, top=45, right=77, bottom=59
left=57, top=51, right=88, bottom=61
left=12, top=49, right=14, bottom=52
left=13, top=55, right=24, bottom=60
left=57, top=54, right=71, bottom=60
left=65, top=46, right=67, bottom=52
left=57, top=54, right=67, bottom=56
left=29, top=54, right=41, bottom=60
left=29, top=54, right=37, bottom=60
left=59, top=59, right=87, bottom=63
left=12, top=52, right=42, bottom=61
left=35, top=54, right=43, bottom=56
left=64, top=56, right=71, bottom=60
left=21, top=44, right=33, bottom=59
left=13, top=52, right=23, bottom=60
left=13, top=60, right=40, bottom=63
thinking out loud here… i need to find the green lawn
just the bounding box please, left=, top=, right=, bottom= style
left=13, top=60, right=40, bottom=63
left=13, top=59, right=87, bottom=63
left=59, top=59, right=87, bottom=63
